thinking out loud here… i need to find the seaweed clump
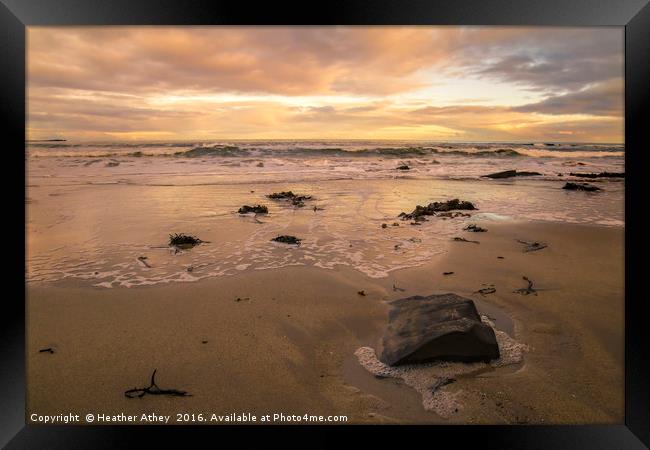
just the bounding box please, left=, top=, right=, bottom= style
left=124, top=369, right=190, bottom=398
left=271, top=235, right=301, bottom=245
left=267, top=191, right=313, bottom=207
left=464, top=224, right=487, bottom=232
left=399, top=198, right=476, bottom=221
left=168, top=233, right=203, bottom=248
left=238, top=205, right=268, bottom=214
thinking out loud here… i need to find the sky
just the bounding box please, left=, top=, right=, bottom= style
left=27, top=26, right=624, bottom=143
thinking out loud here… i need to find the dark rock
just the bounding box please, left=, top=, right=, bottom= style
left=271, top=235, right=301, bottom=245
left=238, top=204, right=268, bottom=214
left=397, top=165, right=410, bottom=170
left=482, top=170, right=542, bottom=179
left=562, top=182, right=601, bottom=192
left=399, top=198, right=476, bottom=221
left=379, top=293, right=500, bottom=366
left=569, top=172, right=624, bottom=179
left=381, top=223, right=388, bottom=228
left=443, top=271, right=454, bottom=275
left=357, top=290, right=366, bottom=296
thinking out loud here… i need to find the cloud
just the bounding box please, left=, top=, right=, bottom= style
left=26, top=27, right=624, bottom=142
left=28, top=27, right=457, bottom=96
left=456, top=28, right=623, bottom=93
left=512, top=78, right=623, bottom=116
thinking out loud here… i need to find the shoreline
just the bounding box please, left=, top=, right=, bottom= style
left=27, top=220, right=624, bottom=424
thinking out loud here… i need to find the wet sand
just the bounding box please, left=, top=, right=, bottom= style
left=27, top=220, right=624, bottom=424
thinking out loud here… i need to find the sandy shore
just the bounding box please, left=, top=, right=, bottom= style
left=27, top=220, right=623, bottom=424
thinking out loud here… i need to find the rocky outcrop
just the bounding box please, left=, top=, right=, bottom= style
left=379, top=293, right=500, bottom=366
left=569, top=172, right=624, bottom=178
left=562, top=182, right=601, bottom=192
left=482, top=169, right=542, bottom=179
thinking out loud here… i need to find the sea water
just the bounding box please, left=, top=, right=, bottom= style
left=26, top=140, right=624, bottom=287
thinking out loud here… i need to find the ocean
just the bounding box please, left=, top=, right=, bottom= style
left=26, top=140, right=624, bottom=287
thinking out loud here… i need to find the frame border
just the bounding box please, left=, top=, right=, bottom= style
left=2, top=0, right=648, bottom=447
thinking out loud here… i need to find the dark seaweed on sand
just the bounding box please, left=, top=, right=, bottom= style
left=267, top=191, right=296, bottom=199
left=124, top=369, right=190, bottom=398
left=464, top=224, right=487, bottom=232
left=238, top=204, right=268, bottom=214
left=271, top=235, right=301, bottom=245
left=399, top=198, right=476, bottom=221
left=266, top=191, right=313, bottom=207
left=168, top=233, right=203, bottom=247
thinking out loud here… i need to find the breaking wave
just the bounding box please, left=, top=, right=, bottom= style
left=27, top=140, right=624, bottom=159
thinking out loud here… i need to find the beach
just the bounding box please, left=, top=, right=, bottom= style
left=26, top=141, right=624, bottom=424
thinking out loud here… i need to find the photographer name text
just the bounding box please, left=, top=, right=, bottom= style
left=30, top=412, right=348, bottom=424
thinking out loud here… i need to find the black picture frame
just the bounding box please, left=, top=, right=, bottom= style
left=2, top=0, right=648, bottom=447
